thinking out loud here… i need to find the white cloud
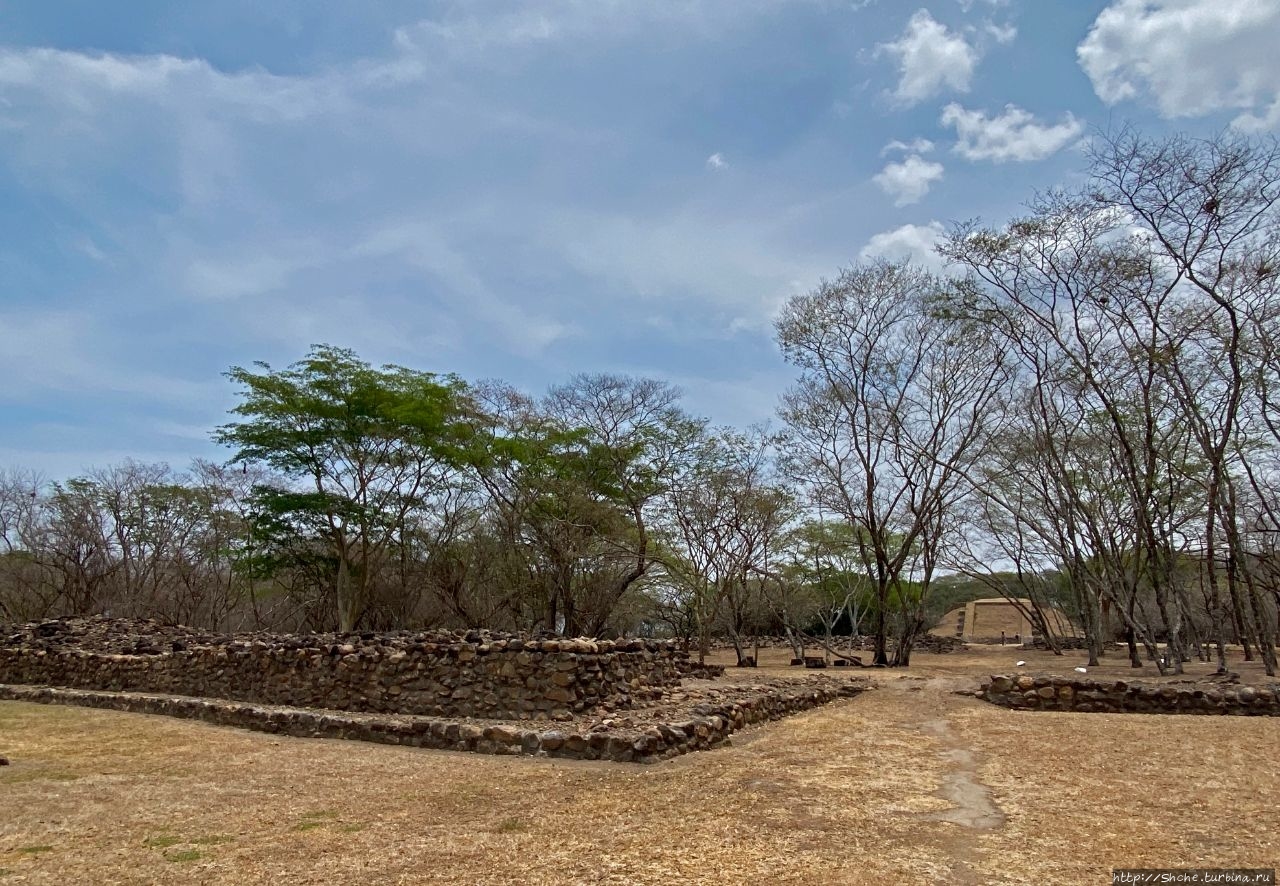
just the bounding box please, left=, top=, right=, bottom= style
left=940, top=103, right=1084, bottom=162
left=0, top=4, right=884, bottom=477
left=873, top=154, right=945, bottom=206
left=541, top=206, right=835, bottom=336
left=659, top=368, right=796, bottom=429
left=74, top=236, right=108, bottom=263
left=880, top=137, right=936, bottom=156
left=859, top=221, right=947, bottom=272
left=985, top=22, right=1017, bottom=44
left=1078, top=0, right=1280, bottom=131
left=392, top=10, right=561, bottom=64
left=706, top=152, right=728, bottom=170
left=0, top=46, right=341, bottom=121
left=351, top=219, right=573, bottom=356
left=879, top=9, right=978, bottom=105
left=0, top=40, right=585, bottom=361
left=393, top=1, right=832, bottom=61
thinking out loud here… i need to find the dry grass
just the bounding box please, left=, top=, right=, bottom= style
left=1, top=645, right=1277, bottom=885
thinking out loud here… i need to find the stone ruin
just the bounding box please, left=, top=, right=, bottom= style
left=0, top=617, right=688, bottom=721
left=0, top=617, right=868, bottom=764
left=980, top=673, right=1280, bottom=716
left=715, top=633, right=967, bottom=655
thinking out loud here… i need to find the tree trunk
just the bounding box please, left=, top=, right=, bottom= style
left=336, top=553, right=358, bottom=633
left=872, top=583, right=889, bottom=666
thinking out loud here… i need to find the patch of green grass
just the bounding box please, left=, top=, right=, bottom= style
left=0, top=867, right=14, bottom=877
left=293, top=810, right=341, bottom=831
left=0, top=769, right=81, bottom=785
left=143, top=835, right=182, bottom=849
left=143, top=833, right=231, bottom=860
left=16, top=846, right=53, bottom=855
left=191, top=835, right=234, bottom=846
left=337, top=823, right=366, bottom=834
left=496, top=817, right=528, bottom=834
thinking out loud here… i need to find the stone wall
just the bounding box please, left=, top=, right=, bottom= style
left=0, top=678, right=864, bottom=764
left=713, top=634, right=966, bottom=655
left=980, top=673, right=1280, bottom=716
left=0, top=618, right=687, bottom=721
left=1020, top=637, right=1119, bottom=652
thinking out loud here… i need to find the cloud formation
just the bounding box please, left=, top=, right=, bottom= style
left=879, top=10, right=979, bottom=105
left=873, top=154, right=945, bottom=205
left=1078, top=0, right=1280, bottom=131
left=880, top=137, right=936, bottom=156
left=0, top=1, right=1261, bottom=476
left=941, top=103, right=1084, bottom=162
left=859, top=221, right=947, bottom=272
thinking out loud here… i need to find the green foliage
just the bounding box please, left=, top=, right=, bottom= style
left=215, top=344, right=476, bottom=478
left=213, top=345, right=479, bottom=630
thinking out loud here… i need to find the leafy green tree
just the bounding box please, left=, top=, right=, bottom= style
left=214, top=345, right=476, bottom=632
left=781, top=517, right=872, bottom=654
left=474, top=375, right=705, bottom=637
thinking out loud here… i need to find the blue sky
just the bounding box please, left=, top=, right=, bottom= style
left=3, top=0, right=1279, bottom=477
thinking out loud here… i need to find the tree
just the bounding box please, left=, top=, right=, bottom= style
left=471, top=375, right=704, bottom=637
left=938, top=131, right=1280, bottom=677
left=0, top=468, right=53, bottom=620
left=543, top=374, right=706, bottom=635
left=660, top=427, right=792, bottom=663
left=1089, top=128, right=1280, bottom=676
left=776, top=260, right=1010, bottom=665
left=214, top=345, right=477, bottom=632
left=781, top=517, right=872, bottom=659
left=941, top=195, right=1201, bottom=670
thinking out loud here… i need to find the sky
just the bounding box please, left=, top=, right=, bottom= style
left=3, top=0, right=1280, bottom=478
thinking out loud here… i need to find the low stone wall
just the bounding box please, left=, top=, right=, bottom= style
left=0, top=618, right=687, bottom=721
left=676, top=662, right=727, bottom=679
left=0, top=679, right=866, bottom=764
left=1020, top=637, right=1118, bottom=652
left=710, top=636, right=794, bottom=650
left=980, top=673, right=1280, bottom=716
left=902, top=634, right=967, bottom=654
left=714, top=634, right=966, bottom=655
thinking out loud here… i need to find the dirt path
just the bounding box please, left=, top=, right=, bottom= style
left=919, top=725, right=1004, bottom=831
left=855, top=676, right=1007, bottom=885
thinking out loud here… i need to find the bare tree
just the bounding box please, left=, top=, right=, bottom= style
left=776, top=259, right=1011, bottom=665
left=660, top=427, right=792, bottom=663
left=1089, top=129, right=1280, bottom=675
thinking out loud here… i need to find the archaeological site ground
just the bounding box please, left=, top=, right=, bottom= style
left=1, top=619, right=1277, bottom=886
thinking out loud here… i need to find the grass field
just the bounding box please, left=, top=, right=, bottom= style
left=1, top=645, right=1277, bottom=885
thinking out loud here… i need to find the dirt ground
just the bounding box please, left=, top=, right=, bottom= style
left=1, top=644, right=1277, bottom=885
